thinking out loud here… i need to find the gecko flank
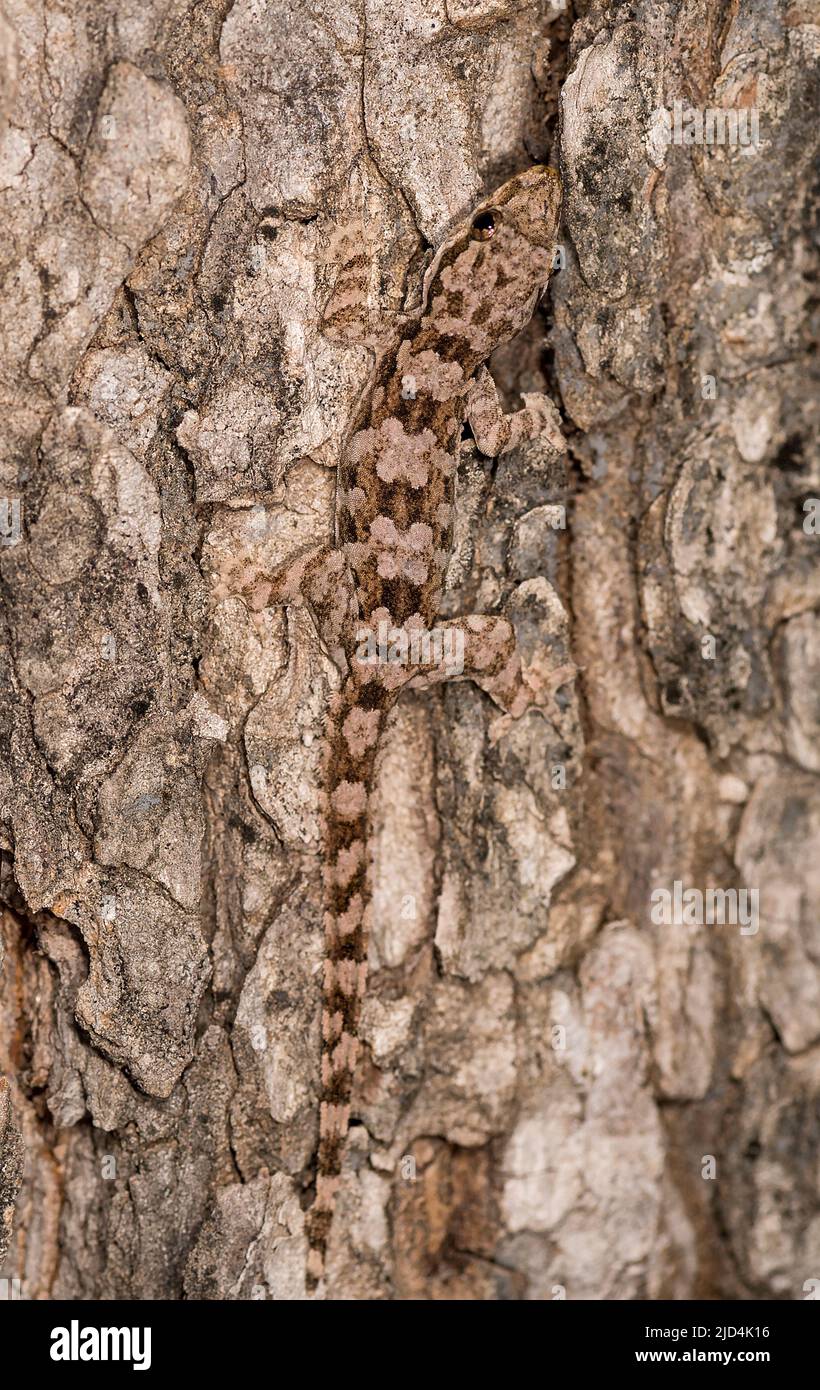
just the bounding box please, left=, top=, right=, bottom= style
left=237, top=165, right=570, bottom=1292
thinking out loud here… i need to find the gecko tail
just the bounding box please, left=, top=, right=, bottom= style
left=305, top=673, right=393, bottom=1294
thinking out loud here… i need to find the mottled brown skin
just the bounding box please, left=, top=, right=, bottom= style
left=238, top=167, right=566, bottom=1292
left=339, top=166, right=563, bottom=629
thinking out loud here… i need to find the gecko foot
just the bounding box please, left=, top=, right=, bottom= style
left=466, top=365, right=566, bottom=458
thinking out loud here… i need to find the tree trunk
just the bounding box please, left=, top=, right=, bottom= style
left=1, top=0, right=817, bottom=1301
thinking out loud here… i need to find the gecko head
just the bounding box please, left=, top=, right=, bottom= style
left=469, top=165, right=562, bottom=260
left=424, top=165, right=562, bottom=356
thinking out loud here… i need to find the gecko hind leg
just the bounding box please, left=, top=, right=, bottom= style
left=408, top=612, right=575, bottom=735
left=466, top=365, right=566, bottom=458
left=240, top=543, right=332, bottom=610
left=240, top=544, right=360, bottom=669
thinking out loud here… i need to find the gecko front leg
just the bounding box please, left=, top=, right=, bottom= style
left=466, top=364, right=566, bottom=459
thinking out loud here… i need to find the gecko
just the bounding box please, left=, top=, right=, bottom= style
left=236, top=164, right=570, bottom=1292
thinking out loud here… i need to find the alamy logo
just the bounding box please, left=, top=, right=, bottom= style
left=650, top=880, right=759, bottom=935
left=50, top=1320, right=151, bottom=1371
left=355, top=620, right=464, bottom=676
left=0, top=497, right=21, bottom=546
left=658, top=100, right=761, bottom=148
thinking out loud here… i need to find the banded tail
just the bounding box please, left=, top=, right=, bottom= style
left=305, top=674, right=395, bottom=1291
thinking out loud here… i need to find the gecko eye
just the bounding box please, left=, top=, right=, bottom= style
left=471, top=209, right=498, bottom=241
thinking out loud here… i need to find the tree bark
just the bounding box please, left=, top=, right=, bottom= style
left=0, top=0, right=818, bottom=1300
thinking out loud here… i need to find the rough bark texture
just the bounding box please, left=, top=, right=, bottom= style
left=0, top=0, right=818, bottom=1301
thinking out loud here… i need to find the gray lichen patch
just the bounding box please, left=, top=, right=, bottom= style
left=80, top=62, right=192, bottom=254
left=220, top=1, right=363, bottom=216
left=3, top=406, right=164, bottom=782
left=53, top=869, right=210, bottom=1099
left=93, top=728, right=205, bottom=911
left=735, top=770, right=820, bottom=1056
left=184, top=1171, right=307, bottom=1301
